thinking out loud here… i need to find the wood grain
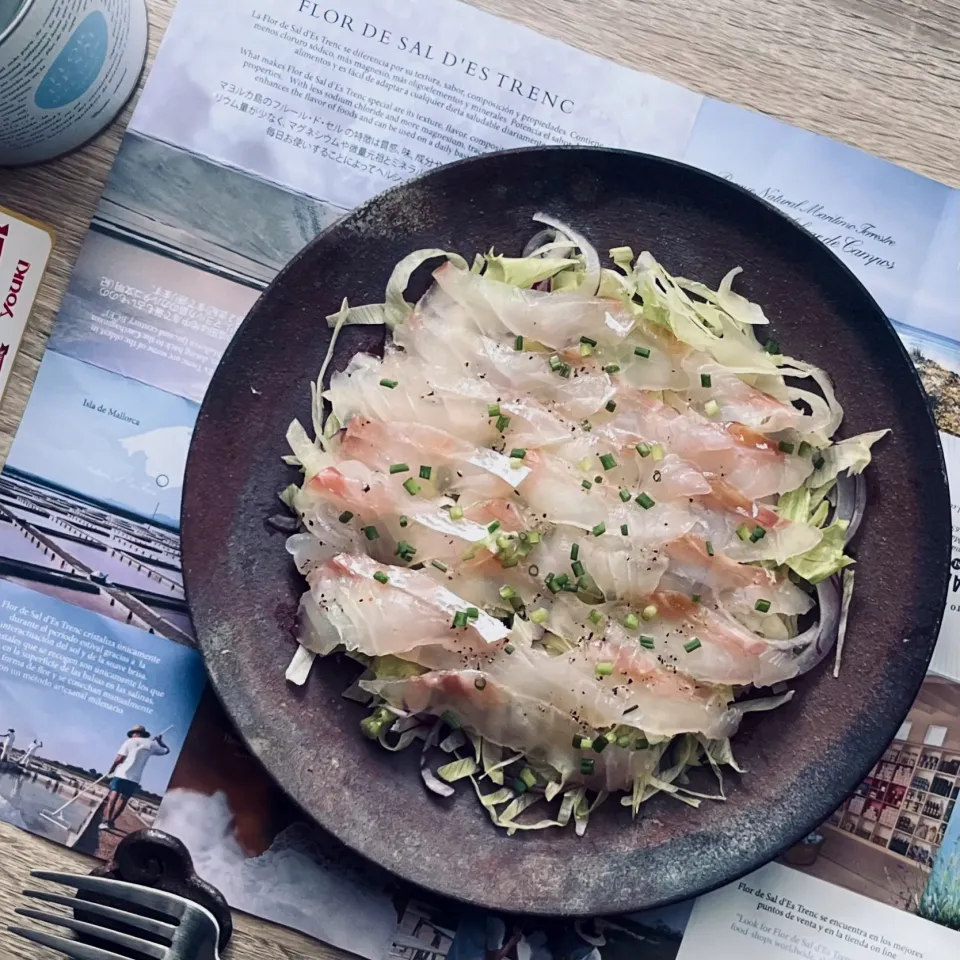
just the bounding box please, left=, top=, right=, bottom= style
left=1, top=0, right=958, bottom=955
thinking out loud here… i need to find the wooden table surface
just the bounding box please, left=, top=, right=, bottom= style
left=1, top=0, right=959, bottom=956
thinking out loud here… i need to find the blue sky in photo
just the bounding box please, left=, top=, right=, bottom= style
left=0, top=580, right=205, bottom=793
left=683, top=99, right=954, bottom=330
left=5, top=352, right=199, bottom=527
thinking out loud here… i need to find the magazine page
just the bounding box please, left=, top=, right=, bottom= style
left=0, top=0, right=957, bottom=956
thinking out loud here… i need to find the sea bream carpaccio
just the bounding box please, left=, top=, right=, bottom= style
left=280, top=218, right=887, bottom=831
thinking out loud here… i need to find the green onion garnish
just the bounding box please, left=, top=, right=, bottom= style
left=514, top=335, right=523, bottom=351
left=474, top=677, right=487, bottom=690
left=452, top=611, right=468, bottom=628
left=639, top=634, right=655, bottom=649
left=559, top=363, right=572, bottom=379
left=592, top=736, right=609, bottom=754
left=504, top=644, right=515, bottom=654
left=496, top=414, right=510, bottom=432
left=641, top=604, right=658, bottom=621
left=684, top=637, right=702, bottom=653
left=580, top=342, right=594, bottom=357
left=526, top=530, right=541, bottom=544
left=778, top=441, right=795, bottom=454
left=704, top=399, right=720, bottom=417
left=395, top=540, right=416, bottom=558
left=591, top=522, right=606, bottom=537
left=700, top=373, right=712, bottom=388
left=554, top=573, right=569, bottom=587
left=605, top=400, right=617, bottom=413
left=499, top=584, right=516, bottom=600
left=431, top=560, right=448, bottom=572
left=402, top=477, right=421, bottom=496
left=338, top=510, right=354, bottom=523
left=487, top=520, right=501, bottom=534
left=580, top=336, right=597, bottom=347
left=530, top=608, right=549, bottom=624
left=618, top=488, right=631, bottom=502
left=399, top=515, right=409, bottom=528
left=705, top=540, right=715, bottom=556
left=580, top=758, right=596, bottom=775
left=570, top=543, right=580, bottom=561
left=571, top=560, right=585, bottom=578
left=755, top=598, right=772, bottom=613
left=736, top=523, right=751, bottom=541
left=449, top=505, right=464, bottom=520
left=519, top=767, right=537, bottom=789
left=465, top=606, right=479, bottom=620
left=764, top=339, right=780, bottom=355
left=692, top=594, right=701, bottom=603
left=548, top=354, right=563, bottom=372
left=636, top=442, right=651, bottom=458
left=588, top=610, right=603, bottom=625
left=620, top=523, right=629, bottom=536
left=813, top=455, right=825, bottom=470
left=363, top=525, right=379, bottom=540
left=442, top=710, right=462, bottom=728
left=509, top=448, right=526, bottom=460
left=389, top=463, right=410, bottom=474
left=379, top=378, right=398, bottom=389
left=546, top=576, right=561, bottom=594
left=419, top=465, right=432, bottom=480
left=616, top=734, right=633, bottom=748
left=373, top=571, right=389, bottom=584
left=599, top=453, right=617, bottom=470
left=636, top=492, right=655, bottom=510
left=603, top=364, right=620, bottom=374
left=623, top=612, right=639, bottom=630
left=488, top=403, right=500, bottom=417
left=572, top=734, right=589, bottom=749
left=750, top=525, right=767, bottom=543
left=581, top=479, right=592, bottom=490
left=634, top=346, right=651, bottom=358
left=798, top=441, right=812, bottom=457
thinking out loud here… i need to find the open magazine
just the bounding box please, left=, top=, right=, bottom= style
left=0, top=0, right=958, bottom=956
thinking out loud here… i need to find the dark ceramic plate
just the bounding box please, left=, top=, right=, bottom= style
left=182, top=148, right=950, bottom=916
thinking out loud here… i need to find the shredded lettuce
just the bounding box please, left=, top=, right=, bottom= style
left=438, top=757, right=478, bottom=782
left=808, top=429, right=890, bottom=487
left=787, top=519, right=854, bottom=584
left=481, top=254, right=578, bottom=288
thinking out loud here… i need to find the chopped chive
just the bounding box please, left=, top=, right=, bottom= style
left=764, top=339, right=780, bottom=355
left=700, top=373, right=712, bottom=388
left=499, top=584, right=516, bottom=600
left=509, top=448, right=527, bottom=460
left=624, top=612, right=639, bottom=630
left=488, top=403, right=500, bottom=417
left=338, top=510, right=354, bottom=523
left=570, top=543, right=580, bottom=561
left=620, top=523, right=629, bottom=536
left=530, top=608, right=549, bottom=624
left=373, top=570, right=389, bottom=584
left=399, top=515, right=409, bottom=528
left=592, top=736, right=609, bottom=754
left=487, top=520, right=501, bottom=534
left=636, top=492, right=655, bottom=510
left=496, top=414, right=510, bottom=432
left=755, top=598, right=772, bottom=613
left=603, top=364, right=620, bottom=374
left=452, top=611, right=468, bottom=628
left=813, top=455, right=825, bottom=470
left=619, top=488, right=631, bottom=502
left=363, top=525, right=379, bottom=540
left=395, top=540, right=416, bottom=558
left=635, top=442, right=651, bottom=458
left=599, top=453, right=617, bottom=470
left=704, top=399, right=720, bottom=417
left=379, top=378, right=398, bottom=388
left=526, top=530, right=541, bottom=544
left=580, top=342, right=594, bottom=357
left=594, top=476, right=603, bottom=483
left=546, top=576, right=561, bottom=594
left=431, top=559, right=449, bottom=572
left=419, top=465, right=432, bottom=480
left=504, top=644, right=515, bottom=654
left=465, top=606, right=479, bottom=620
left=692, top=594, right=701, bottom=603
left=389, top=462, right=410, bottom=474
left=562, top=582, right=579, bottom=592
left=591, top=522, right=606, bottom=537
left=474, top=677, right=487, bottom=690
left=605, top=400, right=617, bottom=413
left=519, top=767, right=537, bottom=789
left=581, top=479, right=592, bottom=490
left=580, top=758, right=596, bottom=775
left=639, top=634, right=655, bottom=649
left=580, top=336, right=598, bottom=347
left=572, top=733, right=588, bottom=749
left=634, top=346, right=651, bottom=358
left=616, top=734, right=633, bottom=748
left=641, top=604, right=658, bottom=621
left=548, top=354, right=563, bottom=372
left=750, top=525, right=767, bottom=542
left=778, top=441, right=795, bottom=454
left=402, top=478, right=421, bottom=496
left=449, top=505, right=464, bottom=520
left=736, top=523, right=751, bottom=541
left=571, top=560, right=585, bottom=578
left=501, top=555, right=520, bottom=568
left=554, top=573, right=570, bottom=587
left=798, top=441, right=812, bottom=457
left=581, top=420, right=593, bottom=432
left=684, top=637, right=702, bottom=653
left=514, top=335, right=524, bottom=351
left=559, top=363, right=572, bottom=379
left=651, top=444, right=665, bottom=461
left=442, top=710, right=462, bottom=728
left=705, top=540, right=715, bottom=556
left=588, top=609, right=603, bottom=625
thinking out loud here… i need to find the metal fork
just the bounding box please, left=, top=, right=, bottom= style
left=9, top=870, right=221, bottom=960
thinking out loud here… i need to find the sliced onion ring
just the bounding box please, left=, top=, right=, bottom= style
left=835, top=473, right=867, bottom=542
left=792, top=577, right=841, bottom=676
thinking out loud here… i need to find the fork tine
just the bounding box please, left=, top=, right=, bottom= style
left=24, top=890, right=177, bottom=940
left=8, top=925, right=129, bottom=960
left=14, top=909, right=168, bottom=959
left=30, top=872, right=189, bottom=919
